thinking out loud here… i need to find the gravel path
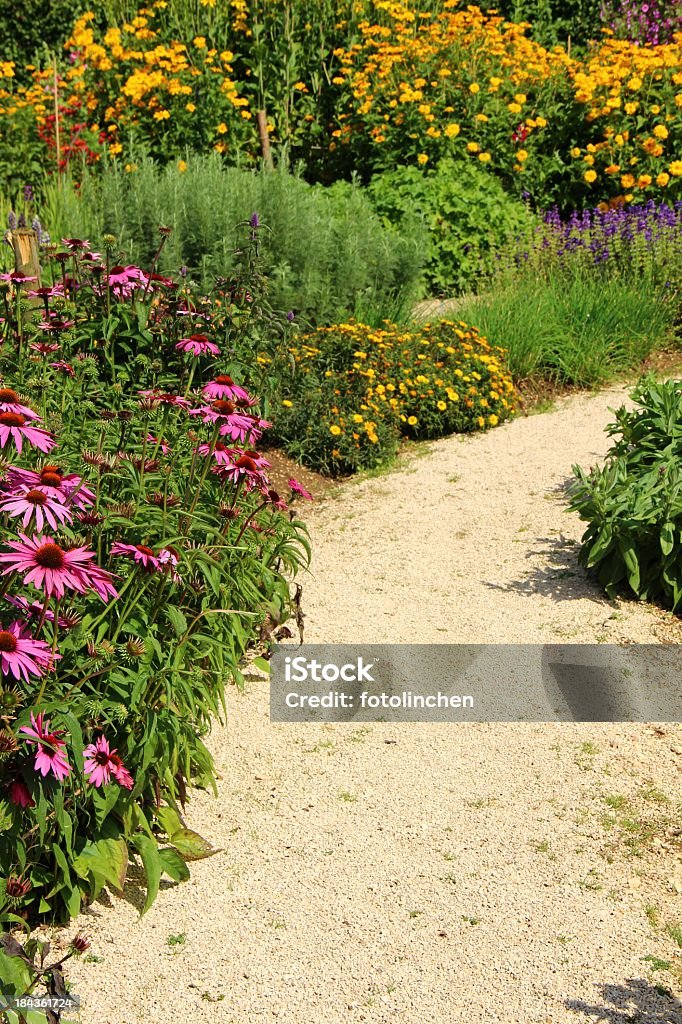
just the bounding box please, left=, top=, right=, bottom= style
left=63, top=387, right=682, bottom=1024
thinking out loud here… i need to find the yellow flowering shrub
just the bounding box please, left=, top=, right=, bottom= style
left=330, top=2, right=682, bottom=205
left=62, top=7, right=254, bottom=163
left=1, top=0, right=681, bottom=207
left=270, top=318, right=517, bottom=474
left=568, top=32, right=682, bottom=202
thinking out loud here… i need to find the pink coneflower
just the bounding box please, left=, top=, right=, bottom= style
left=7, top=778, right=34, bottom=808
left=189, top=400, right=236, bottom=423
left=0, top=620, right=57, bottom=681
left=213, top=449, right=271, bottom=490
left=138, top=389, right=191, bottom=409
left=4, top=593, right=81, bottom=629
left=264, top=488, right=288, bottom=511
left=8, top=466, right=95, bottom=509
left=0, top=534, right=118, bottom=601
left=288, top=477, right=313, bottom=500
left=19, top=712, right=71, bottom=782
left=219, top=413, right=271, bottom=444
left=176, top=335, right=221, bottom=357
left=158, top=546, right=181, bottom=582
left=27, top=284, right=63, bottom=300
left=50, top=361, right=76, bottom=377
left=109, top=752, right=134, bottom=789
left=0, top=412, right=56, bottom=454
left=0, top=487, right=73, bottom=531
left=61, top=237, right=90, bottom=251
left=37, top=318, right=75, bottom=334
left=83, top=735, right=133, bottom=788
left=146, top=434, right=171, bottom=455
left=0, top=271, right=37, bottom=285
left=110, top=542, right=161, bottom=571
left=108, top=265, right=149, bottom=294
left=195, top=440, right=236, bottom=464
left=0, top=387, right=41, bottom=420
left=202, top=375, right=253, bottom=403
left=29, top=342, right=61, bottom=354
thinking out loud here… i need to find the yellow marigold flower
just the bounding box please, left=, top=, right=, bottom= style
left=186, top=102, right=196, bottom=112
left=153, top=109, right=170, bottom=121
left=407, top=416, right=418, bottom=426
left=282, top=400, right=293, bottom=408
left=193, top=36, right=207, bottom=48
left=214, top=142, right=226, bottom=154
left=293, top=81, right=307, bottom=91
left=516, top=149, right=528, bottom=162
left=417, top=153, right=429, bottom=165
left=507, top=102, right=522, bottom=114
left=627, top=77, right=642, bottom=91
left=584, top=169, right=597, bottom=183
left=475, top=113, right=489, bottom=122
left=478, top=152, right=491, bottom=162
left=468, top=82, right=480, bottom=94
left=241, top=110, right=252, bottom=119
left=221, top=50, right=235, bottom=63
left=657, top=172, right=670, bottom=187
left=329, top=425, right=342, bottom=436
left=476, top=416, right=485, bottom=428
left=467, top=141, right=480, bottom=153
left=669, top=161, right=682, bottom=176
left=514, top=93, right=527, bottom=104
left=637, top=174, right=652, bottom=188
left=583, top=154, right=594, bottom=166
left=125, top=162, right=137, bottom=173
left=604, top=164, right=620, bottom=174
left=445, top=123, right=460, bottom=138
left=109, top=142, right=123, bottom=155
left=571, top=147, right=581, bottom=158
left=437, top=401, right=447, bottom=411
left=177, top=159, right=187, bottom=172
left=535, top=116, right=547, bottom=127
left=650, top=104, right=661, bottom=114
left=624, top=102, right=638, bottom=115
left=216, top=122, right=228, bottom=134
left=488, top=414, right=499, bottom=426
left=620, top=173, right=635, bottom=188
left=653, top=124, right=669, bottom=140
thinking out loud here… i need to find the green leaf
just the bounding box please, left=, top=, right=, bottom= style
left=170, top=828, right=220, bottom=862
left=159, top=847, right=190, bottom=883
left=660, top=520, right=675, bottom=557
left=165, top=605, right=188, bottom=636
left=584, top=524, right=613, bottom=567
left=132, top=834, right=161, bottom=915
left=156, top=806, right=183, bottom=839
left=619, top=540, right=641, bottom=593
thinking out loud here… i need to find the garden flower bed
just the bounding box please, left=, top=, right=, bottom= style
left=0, top=224, right=310, bottom=945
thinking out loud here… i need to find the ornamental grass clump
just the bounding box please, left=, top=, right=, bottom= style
left=0, top=221, right=310, bottom=926
left=269, top=319, right=517, bottom=475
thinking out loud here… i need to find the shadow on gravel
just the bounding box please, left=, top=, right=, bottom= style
left=482, top=533, right=607, bottom=605
left=566, top=978, right=682, bottom=1022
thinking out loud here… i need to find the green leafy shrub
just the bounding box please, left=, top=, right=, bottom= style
left=41, top=158, right=426, bottom=326
left=477, top=0, right=602, bottom=49
left=0, top=222, right=310, bottom=923
left=268, top=319, right=518, bottom=475
left=368, top=160, right=535, bottom=295
left=569, top=378, right=682, bottom=609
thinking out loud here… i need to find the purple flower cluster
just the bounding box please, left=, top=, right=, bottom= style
left=600, top=0, right=682, bottom=46
left=542, top=201, right=682, bottom=267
